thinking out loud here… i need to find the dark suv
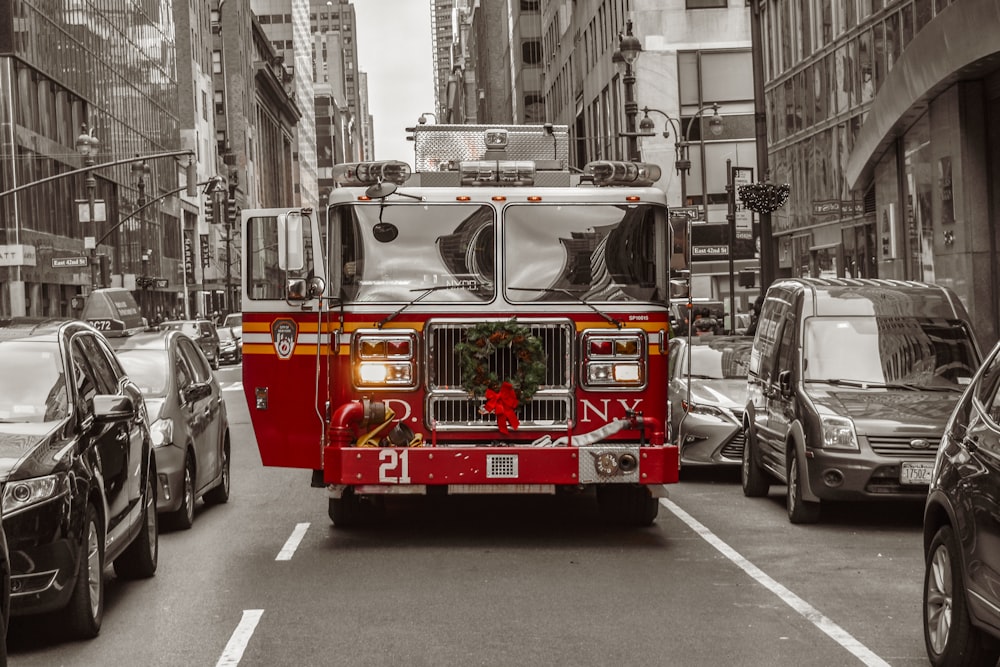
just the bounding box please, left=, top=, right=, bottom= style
left=162, top=319, right=221, bottom=370
left=0, top=319, right=158, bottom=639
left=923, top=337, right=1000, bottom=666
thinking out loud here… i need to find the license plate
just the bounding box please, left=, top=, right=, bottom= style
left=901, top=461, right=934, bottom=485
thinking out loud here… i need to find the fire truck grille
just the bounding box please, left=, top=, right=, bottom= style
left=428, top=395, right=571, bottom=431
left=426, top=320, right=574, bottom=430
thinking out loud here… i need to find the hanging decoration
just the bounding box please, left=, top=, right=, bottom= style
left=455, top=319, right=547, bottom=431
left=738, top=182, right=791, bottom=214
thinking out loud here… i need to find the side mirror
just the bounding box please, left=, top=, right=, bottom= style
left=277, top=211, right=304, bottom=270
left=93, top=394, right=135, bottom=422
left=182, top=383, right=211, bottom=403
left=777, top=370, right=793, bottom=397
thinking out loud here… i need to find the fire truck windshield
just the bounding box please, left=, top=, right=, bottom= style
left=504, top=203, right=667, bottom=303
left=331, top=202, right=495, bottom=302
left=328, top=200, right=667, bottom=305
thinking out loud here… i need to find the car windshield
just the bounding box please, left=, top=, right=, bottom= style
left=803, top=316, right=978, bottom=387
left=223, top=314, right=241, bottom=328
left=116, top=350, right=170, bottom=396
left=218, top=328, right=236, bottom=342
left=0, top=341, right=69, bottom=422
left=686, top=339, right=753, bottom=379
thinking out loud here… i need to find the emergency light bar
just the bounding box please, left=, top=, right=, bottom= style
left=332, top=160, right=412, bottom=187
left=584, top=161, right=662, bottom=187
left=460, top=160, right=535, bottom=186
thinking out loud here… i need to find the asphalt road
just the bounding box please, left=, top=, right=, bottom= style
left=7, top=363, right=931, bottom=666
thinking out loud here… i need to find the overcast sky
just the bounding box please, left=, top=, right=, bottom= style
left=352, top=1, right=436, bottom=163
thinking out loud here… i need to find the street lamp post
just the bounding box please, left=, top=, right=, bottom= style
left=75, top=125, right=100, bottom=291
left=614, top=20, right=643, bottom=161
left=638, top=104, right=724, bottom=222
left=131, top=158, right=151, bottom=319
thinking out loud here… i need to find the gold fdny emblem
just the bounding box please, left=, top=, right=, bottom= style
left=271, top=318, right=297, bottom=360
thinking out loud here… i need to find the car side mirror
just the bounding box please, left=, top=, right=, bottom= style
left=93, top=394, right=135, bottom=422
left=182, top=383, right=211, bottom=403
left=778, top=370, right=793, bottom=397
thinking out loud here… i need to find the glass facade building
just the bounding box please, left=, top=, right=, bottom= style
left=760, top=0, right=1000, bottom=347
left=0, top=0, right=181, bottom=318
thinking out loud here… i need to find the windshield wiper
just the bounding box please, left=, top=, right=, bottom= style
left=509, top=286, right=622, bottom=328
left=376, top=284, right=474, bottom=328
left=804, top=378, right=881, bottom=388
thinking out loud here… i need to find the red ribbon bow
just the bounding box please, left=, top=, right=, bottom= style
left=482, top=381, right=520, bottom=434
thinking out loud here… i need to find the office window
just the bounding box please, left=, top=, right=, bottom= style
left=212, top=50, right=222, bottom=74
left=687, top=0, right=726, bottom=7
left=522, top=39, right=542, bottom=66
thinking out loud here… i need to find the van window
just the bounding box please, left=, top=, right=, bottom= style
left=803, top=316, right=977, bottom=387
left=750, top=298, right=784, bottom=378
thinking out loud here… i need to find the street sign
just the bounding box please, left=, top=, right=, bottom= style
left=77, top=199, right=107, bottom=222
left=52, top=256, right=89, bottom=268
left=671, top=207, right=700, bottom=220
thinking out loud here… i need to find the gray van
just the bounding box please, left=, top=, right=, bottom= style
left=741, top=278, right=981, bottom=523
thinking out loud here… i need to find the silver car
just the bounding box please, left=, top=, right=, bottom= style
left=110, top=329, right=231, bottom=530
left=668, top=335, right=753, bottom=466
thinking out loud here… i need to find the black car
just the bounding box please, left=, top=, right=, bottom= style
left=923, top=338, right=1000, bottom=666
left=0, top=319, right=158, bottom=639
left=217, top=325, right=242, bottom=365
left=0, top=505, right=9, bottom=664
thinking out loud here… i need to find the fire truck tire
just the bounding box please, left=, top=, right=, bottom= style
left=597, top=485, right=659, bottom=526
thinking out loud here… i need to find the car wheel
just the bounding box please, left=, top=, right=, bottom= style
left=596, top=485, right=659, bottom=526
left=166, top=457, right=195, bottom=530
left=741, top=426, right=770, bottom=498
left=114, top=473, right=159, bottom=579
left=211, top=352, right=220, bottom=371
left=787, top=452, right=820, bottom=524
left=924, top=525, right=1000, bottom=666
left=61, top=503, right=104, bottom=639
left=204, top=438, right=231, bottom=505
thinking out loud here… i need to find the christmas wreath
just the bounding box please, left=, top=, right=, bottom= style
left=455, top=318, right=547, bottom=405
left=738, top=182, right=791, bottom=214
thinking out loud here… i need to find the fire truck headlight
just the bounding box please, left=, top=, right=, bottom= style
left=581, top=330, right=646, bottom=389
left=586, top=362, right=642, bottom=386
left=358, top=362, right=414, bottom=387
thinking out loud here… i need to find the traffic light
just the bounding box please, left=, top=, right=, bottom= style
left=226, top=194, right=237, bottom=227
left=204, top=195, right=215, bottom=224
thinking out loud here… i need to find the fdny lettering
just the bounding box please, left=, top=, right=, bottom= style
left=382, top=398, right=414, bottom=422
left=271, top=318, right=298, bottom=359
left=579, top=398, right=643, bottom=423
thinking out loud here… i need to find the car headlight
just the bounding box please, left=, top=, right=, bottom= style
left=683, top=400, right=732, bottom=421
left=150, top=418, right=175, bottom=447
left=819, top=415, right=859, bottom=450
left=3, top=473, right=67, bottom=515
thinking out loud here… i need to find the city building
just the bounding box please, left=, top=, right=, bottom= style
left=758, top=0, right=1000, bottom=347
left=0, top=2, right=186, bottom=319
left=539, top=0, right=758, bottom=311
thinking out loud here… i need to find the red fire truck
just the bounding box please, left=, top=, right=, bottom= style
left=240, top=124, right=679, bottom=526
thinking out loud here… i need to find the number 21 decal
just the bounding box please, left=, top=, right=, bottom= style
left=378, top=449, right=411, bottom=483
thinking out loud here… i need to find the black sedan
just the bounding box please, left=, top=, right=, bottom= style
left=923, top=337, right=1000, bottom=666
left=110, top=329, right=230, bottom=530
left=0, top=319, right=158, bottom=639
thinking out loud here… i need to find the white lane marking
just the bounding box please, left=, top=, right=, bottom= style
left=216, top=609, right=264, bottom=667
left=660, top=498, right=890, bottom=667
left=221, top=382, right=242, bottom=392
left=276, top=522, right=310, bottom=561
